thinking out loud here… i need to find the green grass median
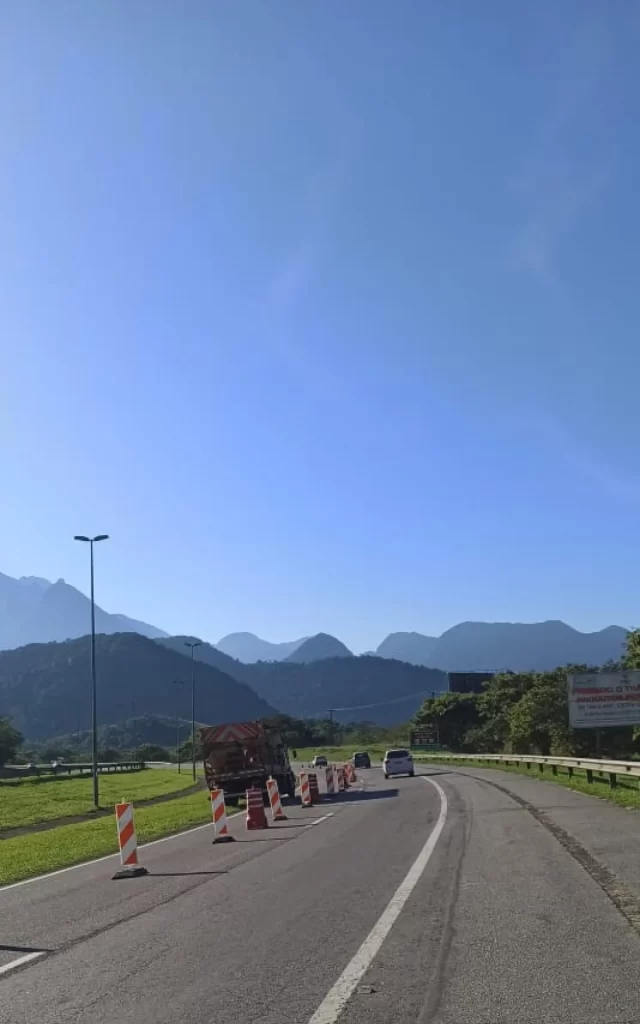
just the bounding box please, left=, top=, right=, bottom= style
left=416, top=756, right=640, bottom=811
left=0, top=787, right=239, bottom=887
left=0, top=769, right=196, bottom=830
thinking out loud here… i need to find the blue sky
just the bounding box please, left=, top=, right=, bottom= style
left=2, top=1, right=640, bottom=652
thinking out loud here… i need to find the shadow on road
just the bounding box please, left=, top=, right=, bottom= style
left=235, top=833, right=293, bottom=842
left=329, top=788, right=399, bottom=802
left=148, top=870, right=229, bottom=877
left=0, top=943, right=52, bottom=954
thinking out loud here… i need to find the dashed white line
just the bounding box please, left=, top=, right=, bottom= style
left=306, top=776, right=448, bottom=1024
left=305, top=813, right=334, bottom=828
left=0, top=952, right=46, bottom=976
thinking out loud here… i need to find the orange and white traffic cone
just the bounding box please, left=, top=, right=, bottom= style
left=245, top=786, right=269, bottom=830
left=266, top=777, right=287, bottom=821
left=337, top=767, right=345, bottom=791
left=326, top=766, right=336, bottom=796
left=211, top=788, right=236, bottom=843
left=112, top=802, right=148, bottom=879
left=300, top=771, right=312, bottom=807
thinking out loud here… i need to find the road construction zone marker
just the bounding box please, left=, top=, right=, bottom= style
left=266, top=777, right=287, bottom=821
left=211, top=788, right=236, bottom=843
left=337, top=767, right=345, bottom=791
left=308, top=771, right=322, bottom=804
left=112, top=802, right=148, bottom=879
left=345, top=762, right=356, bottom=784
left=300, top=771, right=312, bottom=807
left=246, top=786, right=269, bottom=830
left=326, top=766, right=337, bottom=795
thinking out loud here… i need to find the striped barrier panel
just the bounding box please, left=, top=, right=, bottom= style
left=267, top=777, right=287, bottom=821
left=112, top=802, right=148, bottom=879
left=300, top=771, right=312, bottom=807
left=211, top=788, right=236, bottom=844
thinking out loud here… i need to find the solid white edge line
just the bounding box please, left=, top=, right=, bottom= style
left=0, top=820, right=215, bottom=893
left=0, top=799, right=338, bottom=894
left=306, top=776, right=448, bottom=1024
left=0, top=952, right=46, bottom=976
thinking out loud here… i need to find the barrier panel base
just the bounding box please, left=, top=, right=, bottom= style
left=112, top=865, right=149, bottom=880
left=212, top=834, right=236, bottom=845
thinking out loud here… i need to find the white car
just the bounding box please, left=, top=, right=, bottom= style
left=383, top=748, right=414, bottom=778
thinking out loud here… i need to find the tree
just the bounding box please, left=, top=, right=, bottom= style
left=0, top=716, right=23, bottom=765
left=507, top=670, right=570, bottom=754
left=624, top=628, right=640, bottom=669
left=413, top=692, right=481, bottom=751
left=135, top=744, right=172, bottom=762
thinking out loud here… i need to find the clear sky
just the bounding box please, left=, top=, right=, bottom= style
left=2, top=2, right=640, bottom=653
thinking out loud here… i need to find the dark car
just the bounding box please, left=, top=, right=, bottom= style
left=353, top=751, right=371, bottom=769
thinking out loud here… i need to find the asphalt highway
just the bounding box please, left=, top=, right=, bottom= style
left=2, top=764, right=640, bottom=1023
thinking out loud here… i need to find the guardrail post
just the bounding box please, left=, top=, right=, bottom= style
left=586, top=769, right=593, bottom=784
left=539, top=763, right=544, bottom=773
left=568, top=766, right=573, bottom=778
left=552, top=764, right=557, bottom=775
left=609, top=772, right=617, bottom=789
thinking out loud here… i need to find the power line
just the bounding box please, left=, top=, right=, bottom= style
left=308, top=688, right=439, bottom=717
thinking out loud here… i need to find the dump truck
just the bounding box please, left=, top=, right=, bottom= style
left=200, top=720, right=296, bottom=804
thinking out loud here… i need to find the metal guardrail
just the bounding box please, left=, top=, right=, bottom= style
left=413, top=752, right=640, bottom=789
left=3, top=761, right=145, bottom=779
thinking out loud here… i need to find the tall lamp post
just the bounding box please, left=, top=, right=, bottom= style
left=173, top=680, right=184, bottom=773
left=73, top=533, right=109, bottom=809
left=184, top=641, right=202, bottom=781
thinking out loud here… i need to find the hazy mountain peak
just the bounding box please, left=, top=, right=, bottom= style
left=285, top=632, right=352, bottom=663
left=216, top=631, right=307, bottom=663
left=376, top=631, right=438, bottom=666
left=0, top=569, right=167, bottom=650
left=18, top=576, right=51, bottom=591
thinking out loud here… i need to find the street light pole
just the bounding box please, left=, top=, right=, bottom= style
left=74, top=533, right=109, bottom=810
left=173, top=680, right=184, bottom=773
left=184, top=641, right=202, bottom=781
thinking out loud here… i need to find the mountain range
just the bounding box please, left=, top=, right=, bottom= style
left=0, top=568, right=634, bottom=742
left=0, top=572, right=167, bottom=650
left=0, top=632, right=274, bottom=740
left=215, top=622, right=629, bottom=672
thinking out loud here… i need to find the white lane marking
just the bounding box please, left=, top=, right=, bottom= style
left=306, top=776, right=448, bottom=1024
left=0, top=820, right=215, bottom=893
left=0, top=802, right=334, bottom=893
left=0, top=952, right=46, bottom=976
left=305, top=813, right=334, bottom=828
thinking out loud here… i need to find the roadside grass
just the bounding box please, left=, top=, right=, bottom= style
left=0, top=787, right=240, bottom=887
left=415, top=756, right=640, bottom=811
left=0, top=769, right=197, bottom=830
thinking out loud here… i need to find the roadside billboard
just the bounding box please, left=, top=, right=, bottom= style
left=567, top=671, right=640, bottom=729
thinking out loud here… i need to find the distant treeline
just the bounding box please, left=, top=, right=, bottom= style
left=411, top=629, right=640, bottom=758
left=1, top=712, right=410, bottom=766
